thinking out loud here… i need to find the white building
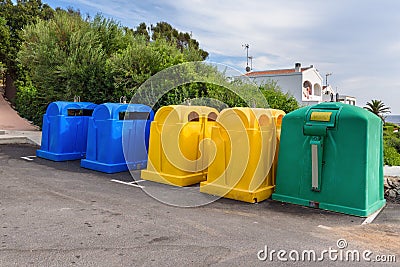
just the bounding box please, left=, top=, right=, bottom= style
left=337, top=95, right=356, bottom=105
left=244, top=63, right=349, bottom=106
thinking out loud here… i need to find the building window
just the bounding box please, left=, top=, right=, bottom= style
left=313, top=83, right=321, bottom=96
left=302, top=80, right=312, bottom=100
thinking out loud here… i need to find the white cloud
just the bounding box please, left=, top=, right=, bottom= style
left=337, top=75, right=400, bottom=109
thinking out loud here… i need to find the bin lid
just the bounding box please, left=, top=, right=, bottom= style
left=154, top=105, right=219, bottom=124
left=46, top=101, right=97, bottom=116
left=303, top=103, right=341, bottom=136
left=307, top=102, right=381, bottom=121
left=93, top=103, right=153, bottom=121
left=303, top=102, right=381, bottom=136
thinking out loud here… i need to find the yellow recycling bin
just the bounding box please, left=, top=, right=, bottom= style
left=141, top=105, right=219, bottom=186
left=200, top=108, right=285, bottom=203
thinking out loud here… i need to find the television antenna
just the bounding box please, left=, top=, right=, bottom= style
left=242, top=44, right=251, bottom=72
left=325, top=73, right=332, bottom=86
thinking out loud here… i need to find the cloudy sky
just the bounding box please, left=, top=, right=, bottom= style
left=45, top=0, right=400, bottom=113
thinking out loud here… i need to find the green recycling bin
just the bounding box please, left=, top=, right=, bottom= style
left=272, top=102, right=386, bottom=217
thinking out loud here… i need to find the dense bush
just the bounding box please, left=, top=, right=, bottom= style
left=14, top=82, right=44, bottom=125
left=17, top=11, right=206, bottom=126
left=384, top=142, right=400, bottom=166
left=260, top=81, right=300, bottom=113
left=383, top=124, right=400, bottom=166
left=18, top=11, right=125, bottom=107
left=0, top=0, right=55, bottom=100
left=15, top=10, right=301, bottom=127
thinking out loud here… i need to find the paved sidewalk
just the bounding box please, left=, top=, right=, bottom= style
left=0, top=91, right=39, bottom=131
left=0, top=91, right=41, bottom=145
left=0, top=130, right=41, bottom=146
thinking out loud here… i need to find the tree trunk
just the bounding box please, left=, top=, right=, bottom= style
left=5, top=72, right=16, bottom=103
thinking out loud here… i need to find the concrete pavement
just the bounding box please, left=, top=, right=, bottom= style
left=0, top=91, right=41, bottom=146
left=0, top=144, right=398, bottom=266
left=0, top=92, right=39, bottom=131
left=0, top=130, right=41, bottom=146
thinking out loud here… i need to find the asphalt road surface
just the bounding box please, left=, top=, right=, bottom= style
left=0, top=144, right=399, bottom=266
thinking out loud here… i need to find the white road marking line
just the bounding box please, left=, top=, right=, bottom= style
left=20, top=155, right=36, bottom=161
left=362, top=206, right=385, bottom=225
left=110, top=179, right=145, bottom=188
left=317, top=225, right=332, bottom=230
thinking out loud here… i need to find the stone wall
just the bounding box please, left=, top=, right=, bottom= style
left=384, top=176, right=400, bottom=203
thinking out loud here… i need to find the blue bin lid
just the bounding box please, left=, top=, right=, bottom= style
left=92, top=103, right=153, bottom=120
left=46, top=101, right=97, bottom=116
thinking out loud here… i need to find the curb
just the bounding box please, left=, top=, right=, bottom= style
left=0, top=136, right=39, bottom=146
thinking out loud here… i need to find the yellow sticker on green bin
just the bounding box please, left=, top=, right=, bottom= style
left=310, top=112, right=332, bottom=122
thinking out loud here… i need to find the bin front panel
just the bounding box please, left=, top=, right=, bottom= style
left=37, top=101, right=96, bottom=161
left=200, top=108, right=284, bottom=203
left=141, top=105, right=219, bottom=186
left=82, top=103, right=153, bottom=173
left=273, top=102, right=385, bottom=216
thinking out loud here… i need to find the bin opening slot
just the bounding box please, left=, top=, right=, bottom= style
left=188, top=111, right=199, bottom=122
left=119, top=112, right=150, bottom=121
left=82, top=109, right=94, bottom=116
left=208, top=112, right=217, bottom=121
left=68, top=109, right=94, bottom=116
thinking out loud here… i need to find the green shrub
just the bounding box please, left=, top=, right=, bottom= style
left=386, top=137, right=400, bottom=153
left=16, top=11, right=210, bottom=125
left=384, top=142, right=400, bottom=166
left=15, top=83, right=45, bottom=127
left=383, top=125, right=394, bottom=132
left=260, top=82, right=300, bottom=113
left=384, top=122, right=398, bottom=127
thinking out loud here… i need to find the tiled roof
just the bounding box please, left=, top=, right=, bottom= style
left=245, top=67, right=312, bottom=76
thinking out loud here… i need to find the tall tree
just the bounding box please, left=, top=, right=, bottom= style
left=0, top=16, right=9, bottom=84
left=17, top=11, right=209, bottom=126
left=18, top=11, right=133, bottom=104
left=0, top=0, right=54, bottom=100
left=133, top=22, right=150, bottom=42
left=133, top=21, right=208, bottom=60
left=364, top=99, right=391, bottom=122
left=0, top=61, right=5, bottom=86
left=151, top=22, right=208, bottom=60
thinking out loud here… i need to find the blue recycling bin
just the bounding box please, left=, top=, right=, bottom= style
left=80, top=103, right=154, bottom=173
left=36, top=101, right=97, bottom=161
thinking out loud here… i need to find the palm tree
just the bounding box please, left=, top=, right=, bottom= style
left=364, top=100, right=391, bottom=122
